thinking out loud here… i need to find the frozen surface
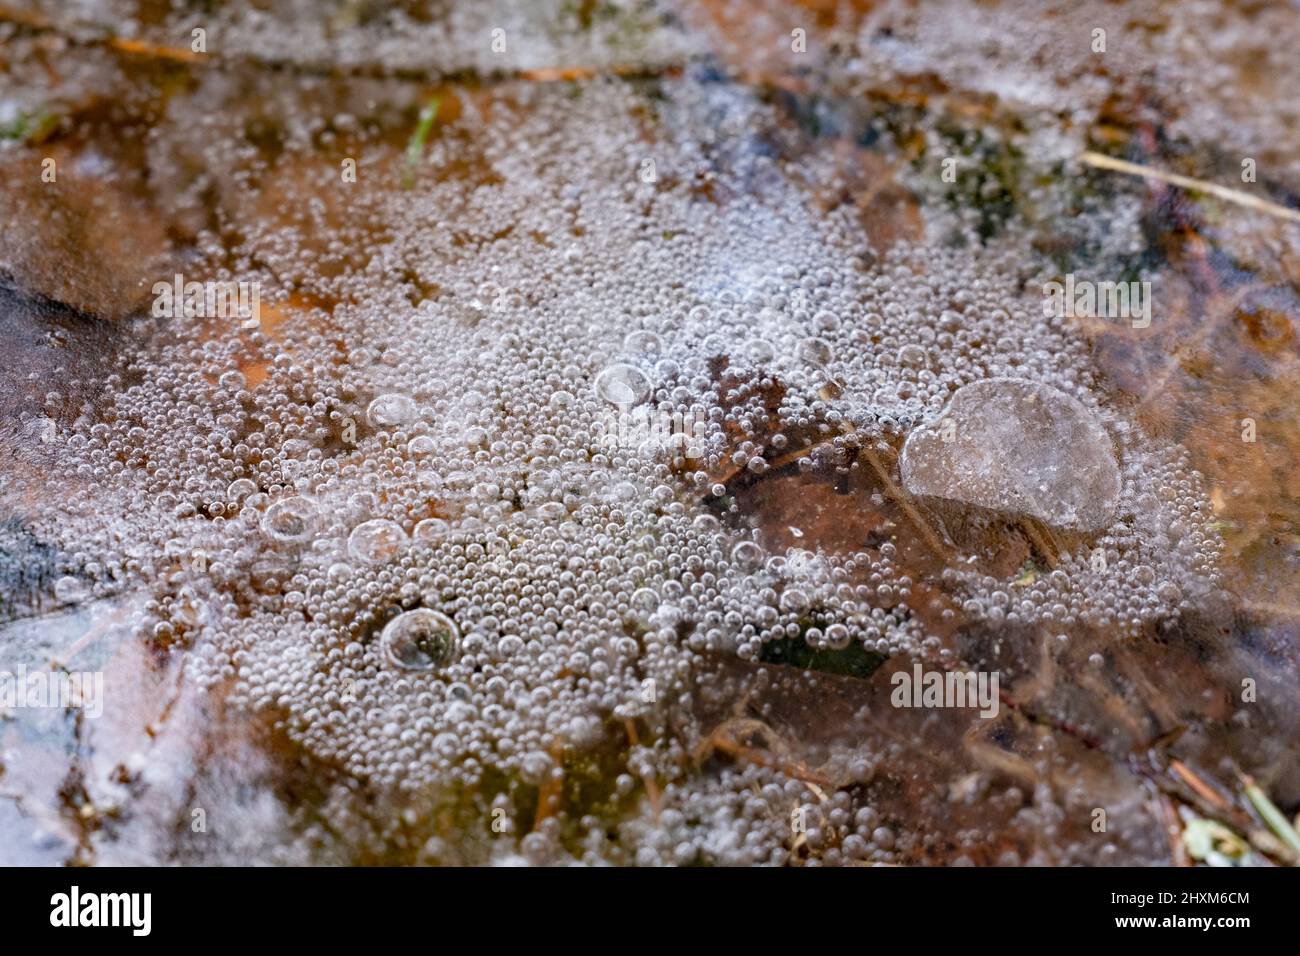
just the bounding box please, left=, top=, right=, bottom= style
left=0, top=0, right=1296, bottom=867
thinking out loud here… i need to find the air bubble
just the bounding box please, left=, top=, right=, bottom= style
left=380, top=609, right=459, bottom=671
left=731, top=541, right=764, bottom=569
left=367, top=394, right=417, bottom=428
left=53, top=576, right=89, bottom=603
left=798, top=338, right=833, bottom=365
left=413, top=518, right=450, bottom=542
left=594, top=363, right=651, bottom=406
left=261, top=497, right=319, bottom=544
left=348, top=518, right=409, bottom=564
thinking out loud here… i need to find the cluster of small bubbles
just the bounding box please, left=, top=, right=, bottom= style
left=4, top=76, right=1225, bottom=864
left=610, top=758, right=896, bottom=867
left=939, top=436, right=1222, bottom=634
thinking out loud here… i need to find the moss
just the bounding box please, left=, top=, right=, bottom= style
left=0, top=109, right=59, bottom=144
left=924, top=121, right=1027, bottom=242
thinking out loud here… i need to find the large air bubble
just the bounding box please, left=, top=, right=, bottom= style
left=898, top=378, right=1121, bottom=531
left=380, top=609, right=460, bottom=671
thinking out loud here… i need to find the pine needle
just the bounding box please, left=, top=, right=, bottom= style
left=1239, top=772, right=1300, bottom=859
left=402, top=96, right=441, bottom=189
left=1080, top=151, right=1300, bottom=224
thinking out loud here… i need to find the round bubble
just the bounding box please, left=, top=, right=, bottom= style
left=594, top=363, right=651, bottom=406
left=380, top=609, right=459, bottom=671
left=407, top=435, right=436, bottom=457
left=747, top=339, right=776, bottom=364
left=413, top=517, right=451, bottom=542
left=53, top=576, right=89, bottom=603
left=798, top=337, right=833, bottom=366
left=227, top=478, right=258, bottom=503
left=731, top=540, right=764, bottom=569
left=261, top=497, right=319, bottom=544
left=348, top=518, right=409, bottom=564
left=367, top=394, right=417, bottom=428
left=623, top=330, right=662, bottom=356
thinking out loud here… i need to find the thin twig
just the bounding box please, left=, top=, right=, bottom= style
left=1018, top=518, right=1058, bottom=569
left=860, top=445, right=949, bottom=561
left=49, top=603, right=130, bottom=669
left=623, top=717, right=662, bottom=820
left=1170, top=759, right=1227, bottom=809
left=1239, top=771, right=1300, bottom=858
left=1080, top=151, right=1300, bottom=224
left=106, top=36, right=204, bottom=64
left=1154, top=791, right=1192, bottom=866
